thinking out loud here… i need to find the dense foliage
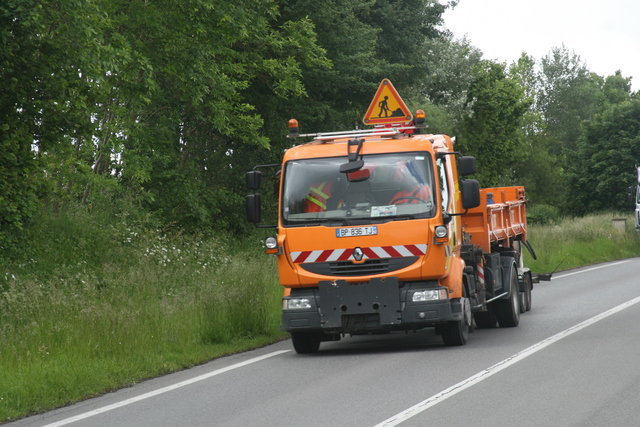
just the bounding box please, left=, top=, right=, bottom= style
left=1, top=0, right=639, bottom=243
left=568, top=98, right=640, bottom=214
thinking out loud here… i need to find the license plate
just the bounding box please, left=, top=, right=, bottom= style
left=336, top=226, right=378, bottom=238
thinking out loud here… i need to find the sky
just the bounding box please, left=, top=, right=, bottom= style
left=441, top=0, right=640, bottom=91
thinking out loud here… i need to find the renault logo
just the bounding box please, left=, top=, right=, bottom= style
left=352, top=247, right=364, bottom=262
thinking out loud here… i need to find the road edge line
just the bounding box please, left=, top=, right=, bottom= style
left=43, top=350, right=291, bottom=427
left=375, top=295, right=640, bottom=427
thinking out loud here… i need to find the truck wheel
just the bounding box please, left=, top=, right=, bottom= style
left=441, top=293, right=470, bottom=346
left=495, top=266, right=520, bottom=327
left=291, top=332, right=321, bottom=354
left=523, top=271, right=532, bottom=312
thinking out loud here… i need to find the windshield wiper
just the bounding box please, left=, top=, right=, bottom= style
left=319, top=219, right=350, bottom=227
left=287, top=218, right=349, bottom=227
left=391, top=214, right=418, bottom=221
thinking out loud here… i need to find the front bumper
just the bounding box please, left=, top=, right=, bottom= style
left=281, top=278, right=459, bottom=334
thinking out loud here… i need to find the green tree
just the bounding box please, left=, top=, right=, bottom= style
left=1, top=0, right=330, bottom=234
left=110, top=0, right=330, bottom=230
left=416, top=34, right=482, bottom=135
left=362, top=0, right=449, bottom=85
left=456, top=60, right=530, bottom=186
left=537, top=45, right=604, bottom=160
left=507, top=53, right=565, bottom=206
left=601, top=70, right=634, bottom=107
left=0, top=0, right=110, bottom=241
left=568, top=98, right=640, bottom=214
left=262, top=0, right=451, bottom=139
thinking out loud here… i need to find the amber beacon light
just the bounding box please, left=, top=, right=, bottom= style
left=288, top=119, right=299, bottom=136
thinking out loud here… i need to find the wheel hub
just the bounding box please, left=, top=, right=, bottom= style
left=463, top=297, right=471, bottom=326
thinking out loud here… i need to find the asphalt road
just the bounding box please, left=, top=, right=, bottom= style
left=9, top=257, right=640, bottom=427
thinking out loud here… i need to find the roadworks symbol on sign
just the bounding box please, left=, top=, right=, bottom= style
left=363, top=79, right=413, bottom=126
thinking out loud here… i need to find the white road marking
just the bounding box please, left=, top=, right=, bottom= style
left=375, top=294, right=640, bottom=426
left=43, top=350, right=291, bottom=427
left=552, top=260, right=631, bottom=279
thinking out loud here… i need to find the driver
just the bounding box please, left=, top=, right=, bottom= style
left=304, top=180, right=346, bottom=212
left=304, top=181, right=335, bottom=212
left=390, top=162, right=431, bottom=205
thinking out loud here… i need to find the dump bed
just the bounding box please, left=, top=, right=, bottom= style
left=462, top=186, right=527, bottom=253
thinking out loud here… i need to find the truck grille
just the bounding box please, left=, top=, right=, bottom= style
left=299, top=256, right=418, bottom=277
left=331, top=259, right=389, bottom=276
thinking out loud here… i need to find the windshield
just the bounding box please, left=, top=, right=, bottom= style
left=282, top=152, right=436, bottom=226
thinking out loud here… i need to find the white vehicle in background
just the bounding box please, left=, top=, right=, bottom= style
left=631, top=166, right=640, bottom=231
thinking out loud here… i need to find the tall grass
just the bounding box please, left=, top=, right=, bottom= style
left=525, top=212, right=640, bottom=274
left=0, top=206, right=283, bottom=422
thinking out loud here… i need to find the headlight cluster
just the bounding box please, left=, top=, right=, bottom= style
left=265, top=236, right=278, bottom=249
left=264, top=236, right=281, bottom=255
left=412, top=289, right=448, bottom=302
left=434, top=226, right=447, bottom=238
left=434, top=225, right=448, bottom=244
left=283, top=298, right=312, bottom=310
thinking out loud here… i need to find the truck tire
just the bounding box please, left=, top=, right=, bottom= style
left=291, top=332, right=321, bottom=354
left=441, top=290, right=471, bottom=346
left=494, top=266, right=520, bottom=327
left=523, top=271, right=532, bottom=312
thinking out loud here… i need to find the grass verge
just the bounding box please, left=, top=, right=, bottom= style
left=0, top=206, right=285, bottom=422
left=525, top=212, right=640, bottom=274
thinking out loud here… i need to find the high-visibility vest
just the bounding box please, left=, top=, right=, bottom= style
left=305, top=181, right=332, bottom=212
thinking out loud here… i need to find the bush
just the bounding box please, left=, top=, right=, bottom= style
left=527, top=203, right=560, bottom=225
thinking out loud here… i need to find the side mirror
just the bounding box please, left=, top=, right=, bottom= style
left=461, top=179, right=480, bottom=209
left=246, top=194, right=261, bottom=223
left=458, top=156, right=477, bottom=176
left=246, top=171, right=262, bottom=191
left=628, top=186, right=636, bottom=204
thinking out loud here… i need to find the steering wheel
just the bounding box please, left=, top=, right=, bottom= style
left=390, top=196, right=429, bottom=205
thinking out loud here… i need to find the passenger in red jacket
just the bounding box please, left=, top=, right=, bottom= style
left=390, top=162, right=431, bottom=204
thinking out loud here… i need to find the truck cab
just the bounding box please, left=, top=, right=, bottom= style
left=247, top=126, right=485, bottom=352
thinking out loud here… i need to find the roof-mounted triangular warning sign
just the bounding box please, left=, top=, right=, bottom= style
left=363, top=79, right=413, bottom=126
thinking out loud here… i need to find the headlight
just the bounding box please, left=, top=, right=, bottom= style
left=265, top=236, right=278, bottom=249
left=412, top=289, right=448, bottom=302
left=434, top=225, right=447, bottom=238
left=434, top=225, right=448, bottom=244
left=284, top=298, right=312, bottom=310
left=264, top=236, right=281, bottom=255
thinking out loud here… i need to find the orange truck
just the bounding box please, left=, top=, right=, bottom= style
left=246, top=80, right=535, bottom=353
